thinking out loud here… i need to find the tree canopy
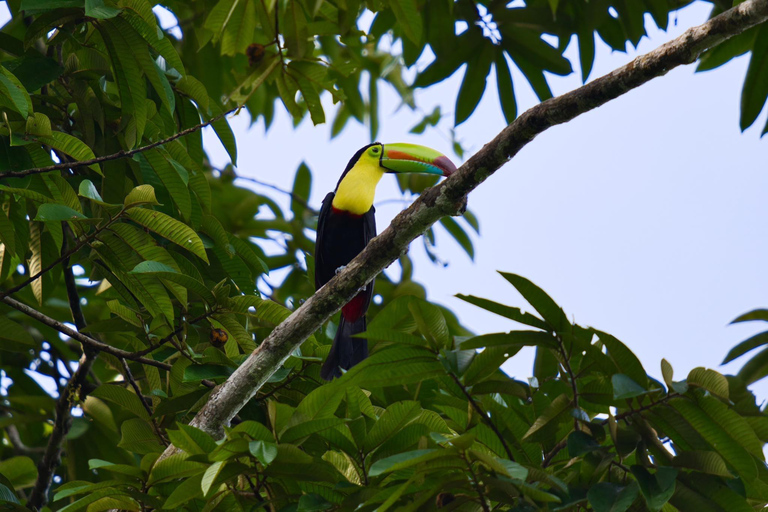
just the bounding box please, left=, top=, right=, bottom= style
left=2, top=0, right=768, bottom=510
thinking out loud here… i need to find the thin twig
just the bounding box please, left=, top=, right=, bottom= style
left=120, top=358, right=169, bottom=446
left=600, top=393, right=680, bottom=425
left=132, top=310, right=218, bottom=357
left=3, top=108, right=237, bottom=179
left=462, top=452, right=490, bottom=512
left=1, top=296, right=172, bottom=370
left=447, top=372, right=515, bottom=461
left=541, top=438, right=568, bottom=468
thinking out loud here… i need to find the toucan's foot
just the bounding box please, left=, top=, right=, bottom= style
left=335, top=265, right=346, bottom=275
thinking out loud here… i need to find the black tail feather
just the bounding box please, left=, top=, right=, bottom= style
left=320, top=316, right=368, bottom=381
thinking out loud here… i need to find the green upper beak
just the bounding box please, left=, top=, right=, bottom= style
left=379, top=143, right=457, bottom=177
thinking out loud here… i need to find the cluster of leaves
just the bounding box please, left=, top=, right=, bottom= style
left=4, top=274, right=767, bottom=510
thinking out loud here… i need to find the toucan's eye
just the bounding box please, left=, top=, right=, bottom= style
left=371, top=147, right=380, bottom=155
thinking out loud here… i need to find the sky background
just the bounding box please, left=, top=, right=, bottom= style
left=2, top=1, right=767, bottom=400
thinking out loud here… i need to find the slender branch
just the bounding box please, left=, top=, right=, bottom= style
left=26, top=350, right=95, bottom=510
left=541, top=438, right=568, bottom=468
left=3, top=108, right=237, bottom=179
left=120, top=358, right=169, bottom=446
left=462, top=452, right=491, bottom=512
left=27, top=250, right=96, bottom=510
left=132, top=309, right=218, bottom=357
left=447, top=372, right=515, bottom=461
left=1, top=296, right=172, bottom=370
left=256, top=363, right=307, bottom=402
left=161, top=0, right=768, bottom=447
left=4, top=423, right=45, bottom=455
left=555, top=333, right=580, bottom=429
left=600, top=393, right=680, bottom=425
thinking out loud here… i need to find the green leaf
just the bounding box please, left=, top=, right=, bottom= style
left=439, top=216, right=474, bottom=259
left=740, top=25, right=768, bottom=131
left=670, top=398, right=757, bottom=480
left=731, top=309, right=768, bottom=324
left=495, top=51, right=517, bottom=124
left=98, top=20, right=147, bottom=145
left=281, top=417, right=347, bottom=444
left=33, top=204, right=89, bottom=222
left=0, top=457, right=36, bottom=489
left=126, top=207, right=209, bottom=263
left=612, top=374, right=646, bottom=400
left=249, top=440, right=278, bottom=466
left=183, top=364, right=233, bottom=382
left=124, top=184, right=159, bottom=207
left=587, top=482, right=638, bottom=512
left=147, top=453, right=206, bottom=484
left=456, top=294, right=548, bottom=330
left=85, top=0, right=121, bottom=18
left=0, top=483, right=20, bottom=504
left=283, top=1, right=309, bottom=58
left=0, top=68, right=31, bottom=118
left=363, top=401, right=421, bottom=452
left=499, top=272, right=569, bottom=331
left=460, top=330, right=555, bottom=350
left=209, top=104, right=237, bottom=165
left=90, top=385, right=150, bottom=421
left=25, top=112, right=52, bottom=137
left=455, top=44, right=493, bottom=125
left=630, top=466, right=676, bottom=512
left=687, top=367, right=729, bottom=400
left=567, top=431, right=600, bottom=457
left=162, top=473, right=204, bottom=508
left=118, top=418, right=164, bottom=454
left=671, top=451, right=731, bottom=477
left=201, top=461, right=226, bottom=495
left=0, top=316, right=35, bottom=350
left=722, top=330, right=768, bottom=364
left=36, top=131, right=101, bottom=174
left=166, top=423, right=218, bottom=456
left=522, top=393, right=570, bottom=441
left=368, top=449, right=450, bottom=476
left=130, top=261, right=216, bottom=305
left=389, top=0, right=422, bottom=44
left=139, top=151, right=191, bottom=220
left=596, top=330, right=647, bottom=387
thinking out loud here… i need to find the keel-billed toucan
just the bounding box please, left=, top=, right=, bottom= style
left=315, top=142, right=457, bottom=380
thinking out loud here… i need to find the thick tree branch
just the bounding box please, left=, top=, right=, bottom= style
left=165, top=0, right=768, bottom=444
left=2, top=108, right=236, bottom=179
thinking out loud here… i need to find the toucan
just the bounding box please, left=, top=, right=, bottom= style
left=315, top=142, right=457, bottom=380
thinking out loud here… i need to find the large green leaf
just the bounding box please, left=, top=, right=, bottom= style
left=740, top=25, right=768, bottom=131
left=126, top=207, right=208, bottom=262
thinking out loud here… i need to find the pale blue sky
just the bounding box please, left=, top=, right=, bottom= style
left=2, top=2, right=767, bottom=400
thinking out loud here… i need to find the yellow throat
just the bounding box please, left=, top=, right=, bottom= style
left=331, top=159, right=385, bottom=215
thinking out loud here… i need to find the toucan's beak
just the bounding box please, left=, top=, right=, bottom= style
left=379, top=143, right=457, bottom=177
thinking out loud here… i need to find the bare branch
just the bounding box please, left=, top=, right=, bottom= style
left=3, top=108, right=237, bottom=179
left=159, top=0, right=768, bottom=445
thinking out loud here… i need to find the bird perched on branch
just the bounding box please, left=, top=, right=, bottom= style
left=315, top=142, right=457, bottom=380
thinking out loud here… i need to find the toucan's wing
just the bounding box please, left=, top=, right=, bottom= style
left=360, top=205, right=377, bottom=308
left=314, top=192, right=335, bottom=290
left=363, top=205, right=376, bottom=244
